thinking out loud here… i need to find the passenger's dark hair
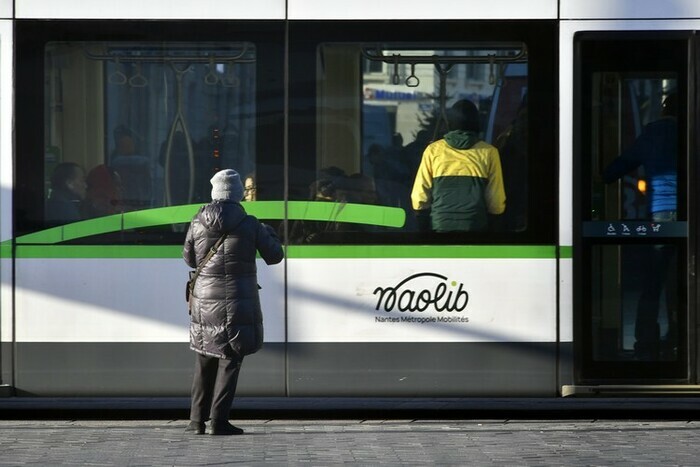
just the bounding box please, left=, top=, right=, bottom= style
left=448, top=99, right=480, bottom=132
left=50, top=162, right=81, bottom=190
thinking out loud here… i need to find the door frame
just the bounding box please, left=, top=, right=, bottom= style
left=572, top=30, right=696, bottom=385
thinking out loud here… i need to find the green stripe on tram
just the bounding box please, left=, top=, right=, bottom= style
left=14, top=201, right=406, bottom=245
left=4, top=201, right=401, bottom=258
left=2, top=201, right=567, bottom=259
left=12, top=244, right=557, bottom=259
left=559, top=246, right=573, bottom=259
left=286, top=245, right=556, bottom=259
left=15, top=245, right=183, bottom=259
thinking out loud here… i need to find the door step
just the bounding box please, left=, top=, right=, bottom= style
left=563, top=385, right=700, bottom=397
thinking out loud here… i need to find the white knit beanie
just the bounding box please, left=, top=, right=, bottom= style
left=210, top=169, right=244, bottom=202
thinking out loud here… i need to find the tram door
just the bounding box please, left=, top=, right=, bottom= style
left=575, top=33, right=694, bottom=383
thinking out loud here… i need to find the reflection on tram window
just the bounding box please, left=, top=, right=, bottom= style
left=43, top=41, right=257, bottom=226
left=590, top=75, right=680, bottom=222
left=590, top=244, right=680, bottom=362
left=288, top=43, right=529, bottom=244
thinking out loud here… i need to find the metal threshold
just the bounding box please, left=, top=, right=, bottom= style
left=562, top=385, right=700, bottom=397
left=0, top=385, right=13, bottom=398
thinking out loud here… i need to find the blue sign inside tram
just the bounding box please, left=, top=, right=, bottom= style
left=583, top=221, right=687, bottom=238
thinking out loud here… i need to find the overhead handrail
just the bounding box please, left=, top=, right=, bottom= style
left=204, top=56, right=219, bottom=85
left=128, top=63, right=148, bottom=87
left=405, top=63, right=420, bottom=87
left=361, top=43, right=527, bottom=65
left=361, top=44, right=526, bottom=141
left=84, top=42, right=254, bottom=64
left=163, top=63, right=195, bottom=206
left=433, top=63, right=454, bottom=141
left=107, top=57, right=128, bottom=85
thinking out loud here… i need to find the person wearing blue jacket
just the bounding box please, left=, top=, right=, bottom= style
left=602, top=93, right=678, bottom=360
left=602, top=97, right=677, bottom=217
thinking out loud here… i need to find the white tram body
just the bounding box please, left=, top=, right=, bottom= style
left=1, top=1, right=700, bottom=397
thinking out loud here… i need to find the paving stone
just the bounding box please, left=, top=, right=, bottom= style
left=0, top=418, right=699, bottom=466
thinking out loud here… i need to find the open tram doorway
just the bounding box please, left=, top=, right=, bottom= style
left=573, top=32, right=697, bottom=387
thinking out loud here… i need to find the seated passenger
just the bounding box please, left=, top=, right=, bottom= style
left=289, top=166, right=346, bottom=243
left=336, top=173, right=378, bottom=205
left=369, top=141, right=409, bottom=208
left=84, top=164, right=123, bottom=218
left=111, top=132, right=152, bottom=210
left=46, top=162, right=87, bottom=225
left=308, top=166, right=346, bottom=202
left=243, top=174, right=257, bottom=202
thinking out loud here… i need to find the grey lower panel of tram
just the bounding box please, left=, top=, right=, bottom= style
left=8, top=342, right=562, bottom=397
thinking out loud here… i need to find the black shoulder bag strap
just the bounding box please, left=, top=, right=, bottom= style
left=190, top=232, right=227, bottom=290
left=187, top=233, right=227, bottom=312
left=187, top=215, right=249, bottom=311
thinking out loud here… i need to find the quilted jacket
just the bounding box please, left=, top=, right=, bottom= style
left=183, top=201, right=284, bottom=359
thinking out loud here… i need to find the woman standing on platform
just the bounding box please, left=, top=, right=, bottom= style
left=183, top=169, right=284, bottom=435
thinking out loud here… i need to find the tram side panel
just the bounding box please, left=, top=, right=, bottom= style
left=286, top=251, right=558, bottom=396
left=0, top=19, right=13, bottom=390
left=12, top=253, right=286, bottom=396
left=8, top=17, right=559, bottom=397
left=12, top=20, right=287, bottom=396
left=284, top=20, right=559, bottom=396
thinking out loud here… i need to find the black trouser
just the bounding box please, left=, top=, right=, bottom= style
left=635, top=210, right=678, bottom=358
left=189, top=353, right=243, bottom=423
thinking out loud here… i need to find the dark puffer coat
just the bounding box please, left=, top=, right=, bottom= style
left=183, top=201, right=284, bottom=359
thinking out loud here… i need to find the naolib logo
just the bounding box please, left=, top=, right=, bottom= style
left=373, top=272, right=469, bottom=312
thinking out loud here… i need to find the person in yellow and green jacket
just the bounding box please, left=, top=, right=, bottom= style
left=411, top=99, right=506, bottom=232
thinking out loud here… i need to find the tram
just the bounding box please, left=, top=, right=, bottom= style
left=1, top=1, right=699, bottom=397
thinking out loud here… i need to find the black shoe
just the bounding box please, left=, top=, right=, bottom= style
left=184, top=421, right=206, bottom=435
left=208, top=420, right=244, bottom=436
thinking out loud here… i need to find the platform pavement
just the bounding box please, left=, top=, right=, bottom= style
left=0, top=398, right=699, bottom=465
left=0, top=417, right=699, bottom=466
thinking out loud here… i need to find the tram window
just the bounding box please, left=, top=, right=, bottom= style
left=288, top=43, right=530, bottom=244
left=42, top=41, right=258, bottom=226
left=589, top=74, right=680, bottom=222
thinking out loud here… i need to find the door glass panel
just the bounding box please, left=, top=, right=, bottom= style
left=578, top=36, right=688, bottom=380
left=590, top=244, right=680, bottom=362
left=589, top=76, right=682, bottom=363
left=590, top=76, right=679, bottom=223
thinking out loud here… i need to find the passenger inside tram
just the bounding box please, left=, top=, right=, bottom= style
left=602, top=92, right=678, bottom=360
left=495, top=96, right=528, bottom=232
left=411, top=99, right=506, bottom=232
left=243, top=174, right=257, bottom=202
left=110, top=128, right=152, bottom=211
left=289, top=166, right=382, bottom=242
left=84, top=164, right=123, bottom=218
left=368, top=138, right=410, bottom=209
left=45, top=162, right=87, bottom=225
